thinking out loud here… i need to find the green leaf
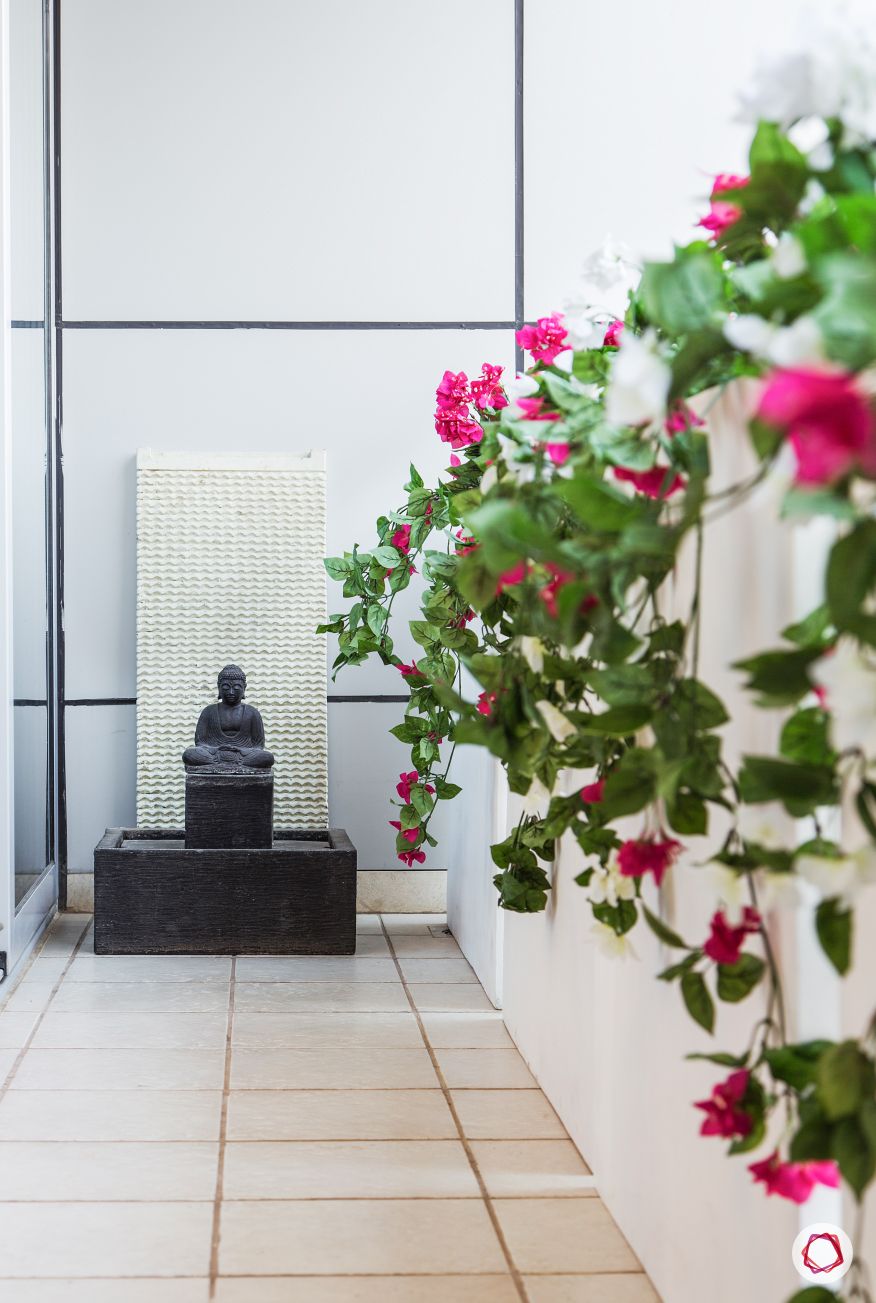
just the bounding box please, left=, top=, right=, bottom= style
left=681, top=971, right=714, bottom=1033
left=815, top=898, right=852, bottom=975
left=782, top=604, right=832, bottom=648
left=716, top=954, right=765, bottom=1003
left=789, top=1118, right=834, bottom=1162
left=738, top=755, right=836, bottom=816
left=673, top=679, right=729, bottom=731
left=434, top=778, right=461, bottom=800
left=786, top=1288, right=840, bottom=1303
left=642, top=904, right=688, bottom=949
left=324, top=557, right=351, bottom=581
left=686, top=1050, right=749, bottom=1068
left=553, top=475, right=644, bottom=532
left=764, top=1041, right=832, bottom=1091
left=366, top=604, right=388, bottom=637
left=826, top=519, right=876, bottom=644
left=813, top=253, right=876, bottom=370
left=578, top=704, right=654, bottom=736
left=373, top=545, right=402, bottom=568
left=659, top=953, right=700, bottom=981
left=780, top=708, right=834, bottom=766
left=816, top=1041, right=875, bottom=1121
left=639, top=252, right=724, bottom=334
left=734, top=648, right=820, bottom=706
left=832, top=1116, right=876, bottom=1198
left=667, top=791, right=707, bottom=836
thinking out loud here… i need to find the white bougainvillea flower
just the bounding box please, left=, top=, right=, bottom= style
left=536, top=699, right=577, bottom=744
left=703, top=863, right=750, bottom=925
left=796, top=845, right=876, bottom=907
left=506, top=372, right=540, bottom=404
left=480, top=463, right=498, bottom=495
left=605, top=329, right=671, bottom=428
left=563, top=307, right=612, bottom=350
left=813, top=638, right=876, bottom=753
left=517, top=636, right=545, bottom=674
left=521, top=776, right=552, bottom=816
left=587, top=859, right=636, bottom=909
left=772, top=232, right=807, bottom=280
left=579, top=236, right=640, bottom=292
left=590, top=921, right=638, bottom=960
left=723, top=313, right=823, bottom=367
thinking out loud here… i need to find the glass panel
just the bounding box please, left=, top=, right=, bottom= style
left=9, top=0, right=52, bottom=911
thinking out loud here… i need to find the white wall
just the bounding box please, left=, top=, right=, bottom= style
left=57, top=0, right=514, bottom=872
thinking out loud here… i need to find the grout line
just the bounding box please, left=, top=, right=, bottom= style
left=0, top=920, right=93, bottom=1100
left=59, top=320, right=517, bottom=331
left=379, top=916, right=530, bottom=1303
left=209, top=956, right=236, bottom=1297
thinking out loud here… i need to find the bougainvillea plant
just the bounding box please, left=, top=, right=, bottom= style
left=321, top=43, right=876, bottom=1303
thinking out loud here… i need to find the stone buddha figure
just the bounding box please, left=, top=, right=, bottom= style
left=183, top=665, right=275, bottom=770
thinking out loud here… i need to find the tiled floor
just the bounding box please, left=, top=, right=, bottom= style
left=0, top=912, right=660, bottom=1302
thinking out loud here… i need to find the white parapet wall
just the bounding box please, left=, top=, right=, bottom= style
left=136, top=449, right=329, bottom=828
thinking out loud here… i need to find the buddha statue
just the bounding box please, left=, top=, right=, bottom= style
left=183, top=665, right=274, bottom=770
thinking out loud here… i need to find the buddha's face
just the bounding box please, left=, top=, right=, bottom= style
left=219, top=678, right=244, bottom=705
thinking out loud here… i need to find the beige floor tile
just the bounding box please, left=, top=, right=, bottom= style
left=398, top=957, right=476, bottom=983
left=471, top=1140, right=596, bottom=1197
left=453, top=1089, right=567, bottom=1139
left=0, top=1012, right=40, bottom=1048
left=230, top=1046, right=438, bottom=1090
left=234, top=982, right=409, bottom=1013
left=352, top=933, right=390, bottom=954
left=18, top=955, right=69, bottom=984
left=0, top=1282, right=209, bottom=1302
left=524, top=1276, right=660, bottom=1303
left=235, top=957, right=399, bottom=983
left=218, top=1198, right=505, bottom=1275
left=383, top=913, right=447, bottom=932
left=421, top=1011, right=514, bottom=1049
left=0, top=1141, right=218, bottom=1200
left=495, top=1198, right=640, bottom=1273
left=224, top=1139, right=479, bottom=1198
left=408, top=983, right=494, bottom=1011
left=66, top=955, right=232, bottom=982
left=214, top=1277, right=517, bottom=1302
left=31, top=1011, right=229, bottom=1049
left=227, top=1089, right=456, bottom=1140
left=52, top=980, right=230, bottom=1013
left=389, top=934, right=462, bottom=957
left=0, top=1201, right=213, bottom=1276
left=436, top=1048, right=537, bottom=1089
left=12, top=1047, right=227, bottom=1090
left=232, top=1010, right=421, bottom=1049
left=0, top=983, right=56, bottom=1014
left=355, top=913, right=384, bottom=930
left=0, top=1089, right=222, bottom=1141
left=0, top=1047, right=18, bottom=1080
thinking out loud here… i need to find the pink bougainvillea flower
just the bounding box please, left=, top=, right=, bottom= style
left=517, top=396, right=558, bottom=421
left=470, top=362, right=508, bottom=411
left=539, top=564, right=598, bottom=619
left=396, top=771, right=435, bottom=804
left=757, top=366, right=876, bottom=485
left=699, top=173, right=749, bottom=240
left=613, top=465, right=685, bottom=499
left=695, top=1069, right=753, bottom=1139
left=618, top=835, right=683, bottom=887
left=449, top=453, right=461, bottom=467
left=703, top=906, right=761, bottom=965
left=544, top=442, right=571, bottom=465
left=454, top=528, right=478, bottom=556
left=453, top=607, right=476, bottom=627
left=391, top=524, right=412, bottom=554
left=580, top=779, right=605, bottom=804
left=434, top=404, right=483, bottom=450
left=398, top=848, right=427, bottom=866
left=389, top=820, right=419, bottom=845
left=665, top=401, right=705, bottom=435
left=748, top=1153, right=840, bottom=1204
left=516, top=313, right=570, bottom=365
left=435, top=370, right=470, bottom=409
left=496, top=561, right=528, bottom=594
left=603, top=320, right=625, bottom=349
left=477, top=691, right=498, bottom=717
left=397, top=662, right=424, bottom=680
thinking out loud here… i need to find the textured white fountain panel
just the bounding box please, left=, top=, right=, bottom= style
left=136, top=449, right=328, bottom=828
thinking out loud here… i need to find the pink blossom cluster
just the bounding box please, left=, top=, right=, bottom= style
left=757, top=366, right=876, bottom=485
left=617, top=835, right=683, bottom=887
left=698, top=172, right=749, bottom=240
left=703, top=906, right=761, bottom=965
left=516, top=313, right=570, bottom=365
left=390, top=769, right=435, bottom=867
left=434, top=364, right=507, bottom=453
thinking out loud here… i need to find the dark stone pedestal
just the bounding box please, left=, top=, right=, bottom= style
left=185, top=768, right=273, bottom=849
left=93, top=828, right=357, bottom=955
